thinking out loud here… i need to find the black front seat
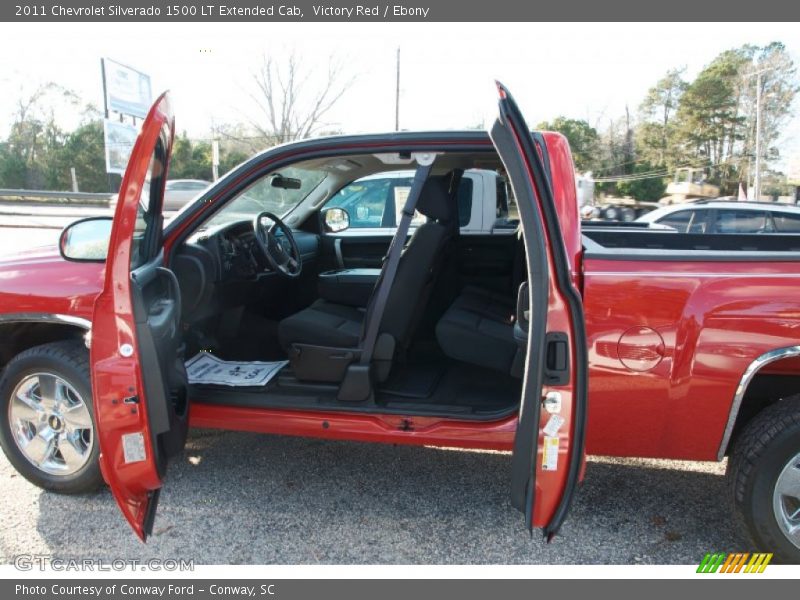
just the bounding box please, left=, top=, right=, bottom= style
left=278, top=175, right=455, bottom=382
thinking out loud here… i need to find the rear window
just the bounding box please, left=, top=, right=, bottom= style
left=771, top=212, right=800, bottom=233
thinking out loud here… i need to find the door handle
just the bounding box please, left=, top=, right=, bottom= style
left=544, top=332, right=570, bottom=386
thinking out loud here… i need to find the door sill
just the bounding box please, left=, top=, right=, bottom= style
left=189, top=361, right=521, bottom=422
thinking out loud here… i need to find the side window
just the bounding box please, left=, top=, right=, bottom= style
left=457, top=177, right=474, bottom=227
left=714, top=210, right=768, bottom=234
left=687, top=210, right=708, bottom=233
left=326, top=175, right=422, bottom=229
left=657, top=210, right=693, bottom=233
left=130, top=134, right=167, bottom=270
left=771, top=212, right=800, bottom=233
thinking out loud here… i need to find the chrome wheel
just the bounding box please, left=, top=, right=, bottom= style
left=8, top=372, right=94, bottom=476
left=773, top=451, right=800, bottom=550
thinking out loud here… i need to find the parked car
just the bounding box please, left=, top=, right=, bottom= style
left=110, top=179, right=211, bottom=213
left=163, top=179, right=212, bottom=211
left=636, top=199, right=800, bottom=234
left=2, top=86, right=800, bottom=561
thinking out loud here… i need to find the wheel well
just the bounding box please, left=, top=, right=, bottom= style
left=0, top=322, right=87, bottom=371
left=725, top=359, right=800, bottom=456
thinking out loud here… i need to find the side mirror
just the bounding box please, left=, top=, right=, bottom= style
left=322, top=207, right=350, bottom=233
left=59, top=216, right=113, bottom=262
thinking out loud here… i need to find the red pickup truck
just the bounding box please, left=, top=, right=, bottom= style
left=1, top=85, right=799, bottom=562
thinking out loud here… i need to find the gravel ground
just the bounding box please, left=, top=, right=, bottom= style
left=0, top=428, right=745, bottom=564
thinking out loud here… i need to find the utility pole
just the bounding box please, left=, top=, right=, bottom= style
left=212, top=139, right=220, bottom=181
left=754, top=70, right=763, bottom=201
left=747, top=66, right=775, bottom=202
left=395, top=47, right=400, bottom=131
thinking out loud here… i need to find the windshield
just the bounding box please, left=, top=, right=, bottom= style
left=203, top=166, right=326, bottom=229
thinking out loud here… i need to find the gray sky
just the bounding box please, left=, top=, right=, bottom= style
left=0, top=22, right=798, bottom=170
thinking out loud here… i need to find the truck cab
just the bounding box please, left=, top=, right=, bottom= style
left=1, top=85, right=799, bottom=561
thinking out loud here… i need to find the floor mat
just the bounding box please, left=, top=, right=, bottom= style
left=379, top=363, right=445, bottom=398
left=185, top=353, right=288, bottom=387
left=378, top=359, right=521, bottom=412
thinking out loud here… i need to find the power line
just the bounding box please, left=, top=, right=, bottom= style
left=592, top=155, right=753, bottom=183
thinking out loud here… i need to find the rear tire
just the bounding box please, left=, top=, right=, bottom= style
left=0, top=341, right=102, bottom=494
left=728, top=396, right=800, bottom=563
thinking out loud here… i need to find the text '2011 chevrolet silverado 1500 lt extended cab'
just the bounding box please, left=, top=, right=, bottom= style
left=1, top=84, right=800, bottom=561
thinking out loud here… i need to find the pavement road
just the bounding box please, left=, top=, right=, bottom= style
left=0, top=202, right=111, bottom=256
left=0, top=202, right=182, bottom=256
left=0, top=202, right=746, bottom=565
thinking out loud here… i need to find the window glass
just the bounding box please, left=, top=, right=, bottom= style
left=657, top=210, right=692, bottom=232
left=326, top=174, right=413, bottom=228
left=325, top=170, right=486, bottom=232
left=457, top=177, right=474, bottom=227
left=496, top=176, right=509, bottom=219
left=204, top=167, right=326, bottom=229
left=771, top=212, right=800, bottom=233
left=131, top=138, right=166, bottom=270
left=714, top=210, right=768, bottom=234
left=687, top=210, right=708, bottom=233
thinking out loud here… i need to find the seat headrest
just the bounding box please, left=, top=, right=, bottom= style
left=416, top=176, right=452, bottom=222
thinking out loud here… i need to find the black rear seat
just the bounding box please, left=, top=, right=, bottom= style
left=436, top=230, right=527, bottom=376
left=435, top=284, right=521, bottom=375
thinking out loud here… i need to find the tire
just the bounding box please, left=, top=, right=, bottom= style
left=0, top=340, right=102, bottom=494
left=728, top=396, right=800, bottom=563
left=601, top=206, right=619, bottom=221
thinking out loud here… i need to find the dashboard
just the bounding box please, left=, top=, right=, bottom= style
left=171, top=219, right=320, bottom=320
left=215, top=224, right=263, bottom=280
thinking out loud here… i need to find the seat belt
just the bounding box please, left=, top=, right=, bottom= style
left=359, top=157, right=435, bottom=365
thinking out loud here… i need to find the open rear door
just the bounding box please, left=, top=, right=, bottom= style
left=91, top=93, right=189, bottom=541
left=489, top=83, right=589, bottom=539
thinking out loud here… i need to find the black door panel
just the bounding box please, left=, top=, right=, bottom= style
left=320, top=233, right=397, bottom=271
left=131, top=261, right=188, bottom=474
left=340, top=236, right=393, bottom=268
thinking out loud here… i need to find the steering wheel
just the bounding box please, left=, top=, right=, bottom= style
left=252, top=211, right=302, bottom=278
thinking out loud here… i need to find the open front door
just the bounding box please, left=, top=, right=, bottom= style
left=91, top=93, right=189, bottom=541
left=489, top=83, right=589, bottom=539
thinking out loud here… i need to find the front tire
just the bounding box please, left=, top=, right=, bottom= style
left=0, top=341, right=102, bottom=494
left=729, top=396, right=800, bottom=563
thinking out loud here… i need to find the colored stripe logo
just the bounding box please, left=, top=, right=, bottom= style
left=697, top=552, right=773, bottom=573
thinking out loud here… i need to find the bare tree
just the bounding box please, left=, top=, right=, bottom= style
left=248, top=51, right=353, bottom=146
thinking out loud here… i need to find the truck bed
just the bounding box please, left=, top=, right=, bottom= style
left=580, top=227, right=800, bottom=461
